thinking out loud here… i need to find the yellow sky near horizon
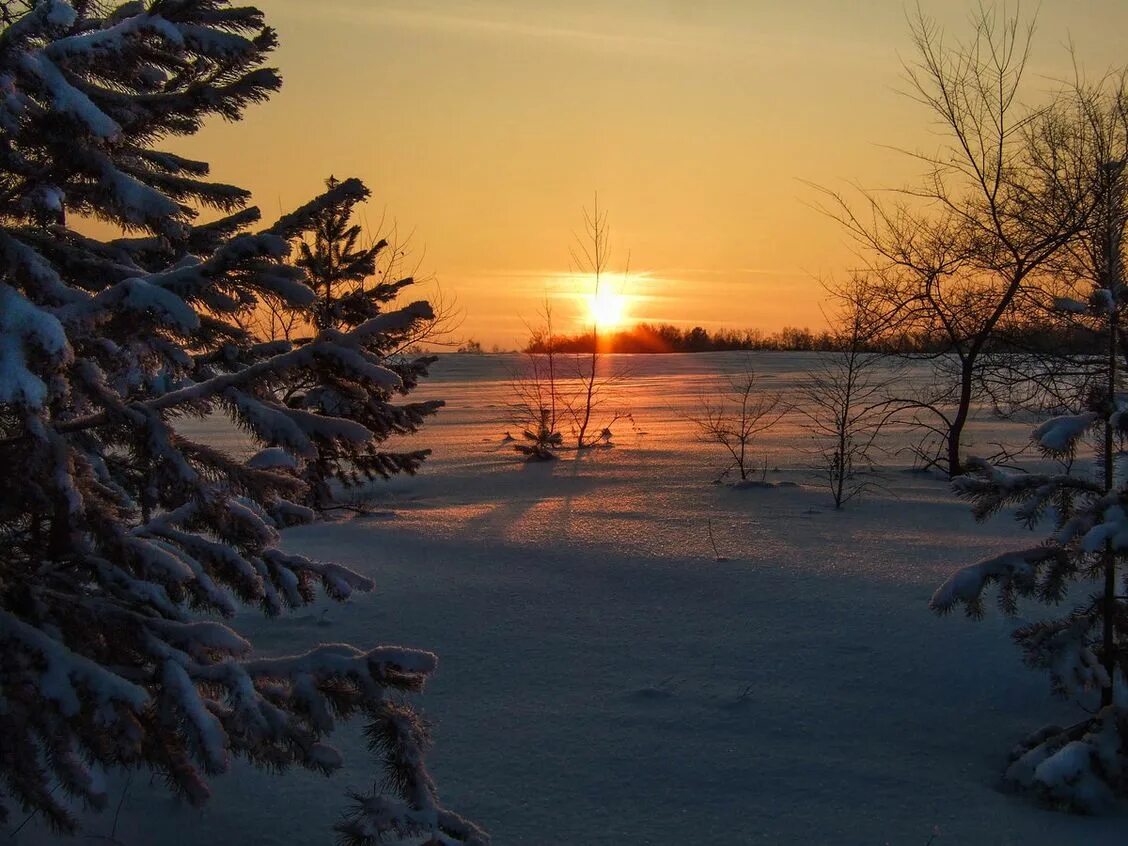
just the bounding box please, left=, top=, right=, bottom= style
left=173, top=1, right=1128, bottom=348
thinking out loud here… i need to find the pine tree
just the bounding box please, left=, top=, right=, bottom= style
left=930, top=146, right=1128, bottom=811
left=0, top=2, right=484, bottom=842
left=262, top=176, right=442, bottom=509
left=513, top=408, right=563, bottom=461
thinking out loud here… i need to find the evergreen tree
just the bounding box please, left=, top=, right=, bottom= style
left=513, top=408, right=563, bottom=461
left=261, top=176, right=442, bottom=509
left=0, top=2, right=484, bottom=842
left=930, top=145, right=1128, bottom=810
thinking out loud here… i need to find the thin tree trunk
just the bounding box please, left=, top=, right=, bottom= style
left=577, top=249, right=600, bottom=448
left=947, top=361, right=975, bottom=478
left=578, top=342, right=597, bottom=448
left=1101, top=203, right=1120, bottom=709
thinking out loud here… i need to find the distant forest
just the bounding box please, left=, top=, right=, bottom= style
left=522, top=321, right=1102, bottom=355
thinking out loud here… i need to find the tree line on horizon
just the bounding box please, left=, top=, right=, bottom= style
left=521, top=316, right=1106, bottom=356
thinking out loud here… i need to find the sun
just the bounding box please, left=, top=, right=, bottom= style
left=587, top=289, right=628, bottom=328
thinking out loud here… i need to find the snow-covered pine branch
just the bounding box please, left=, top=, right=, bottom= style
left=1033, top=411, right=1100, bottom=456
left=929, top=545, right=1069, bottom=617
left=0, top=1, right=478, bottom=841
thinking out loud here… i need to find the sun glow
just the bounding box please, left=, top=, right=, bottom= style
left=587, top=288, right=628, bottom=329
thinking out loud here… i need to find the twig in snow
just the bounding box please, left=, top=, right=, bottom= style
left=707, top=518, right=729, bottom=562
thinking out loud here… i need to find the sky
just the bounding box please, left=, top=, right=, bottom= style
left=173, top=1, right=1128, bottom=348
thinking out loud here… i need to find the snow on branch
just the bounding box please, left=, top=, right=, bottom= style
left=266, top=176, right=369, bottom=241
left=345, top=300, right=436, bottom=345
left=1080, top=504, right=1128, bottom=552
left=0, top=230, right=85, bottom=304
left=43, top=10, right=185, bottom=61
left=0, top=0, right=75, bottom=49
left=0, top=281, right=71, bottom=407
left=240, top=643, right=437, bottom=699
left=18, top=49, right=121, bottom=139
left=0, top=610, right=149, bottom=715
left=1033, top=411, right=1099, bottom=454
left=929, top=546, right=1064, bottom=617
left=1052, top=296, right=1090, bottom=314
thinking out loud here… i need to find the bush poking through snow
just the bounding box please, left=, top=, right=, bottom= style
left=514, top=408, right=564, bottom=461
left=0, top=2, right=483, bottom=842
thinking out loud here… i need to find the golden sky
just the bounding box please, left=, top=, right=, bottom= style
left=174, top=1, right=1128, bottom=347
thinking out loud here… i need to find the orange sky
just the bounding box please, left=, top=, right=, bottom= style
left=171, top=1, right=1128, bottom=348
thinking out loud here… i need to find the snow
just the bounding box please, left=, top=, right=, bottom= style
left=21, top=352, right=1128, bottom=844
left=315, top=343, right=403, bottom=388
left=247, top=447, right=299, bottom=470
left=928, top=547, right=1044, bottom=615
left=0, top=610, right=149, bottom=717
left=1011, top=716, right=1124, bottom=814
left=0, top=232, right=80, bottom=304
left=18, top=50, right=121, bottom=140
left=1034, top=741, right=1109, bottom=802
left=44, top=11, right=185, bottom=59
left=115, top=277, right=200, bottom=332
left=41, top=1, right=75, bottom=29
left=1053, top=296, right=1090, bottom=314
left=348, top=300, right=435, bottom=343
left=229, top=390, right=318, bottom=456
left=1082, top=504, right=1128, bottom=552
left=1033, top=411, right=1099, bottom=453
left=162, top=660, right=230, bottom=773
left=0, top=281, right=70, bottom=407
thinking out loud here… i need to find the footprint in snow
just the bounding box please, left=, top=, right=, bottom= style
left=292, top=610, right=333, bottom=627
left=626, top=686, right=676, bottom=703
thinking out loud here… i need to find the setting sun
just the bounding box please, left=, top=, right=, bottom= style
left=588, top=289, right=628, bottom=328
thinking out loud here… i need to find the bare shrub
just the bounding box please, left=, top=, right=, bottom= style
left=798, top=280, right=898, bottom=507
left=689, top=366, right=789, bottom=482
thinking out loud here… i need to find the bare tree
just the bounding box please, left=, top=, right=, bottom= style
left=689, top=365, right=789, bottom=482
left=799, top=278, right=899, bottom=507
left=566, top=195, right=632, bottom=449
left=509, top=199, right=632, bottom=458
left=976, top=71, right=1128, bottom=421
left=815, top=5, right=1092, bottom=477
left=237, top=288, right=304, bottom=343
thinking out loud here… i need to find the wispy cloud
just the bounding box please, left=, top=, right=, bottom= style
left=652, top=267, right=785, bottom=278
left=282, top=1, right=694, bottom=57
left=377, top=5, right=684, bottom=54
left=278, top=1, right=886, bottom=67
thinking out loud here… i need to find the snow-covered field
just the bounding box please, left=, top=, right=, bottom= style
left=23, top=352, right=1128, bottom=845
